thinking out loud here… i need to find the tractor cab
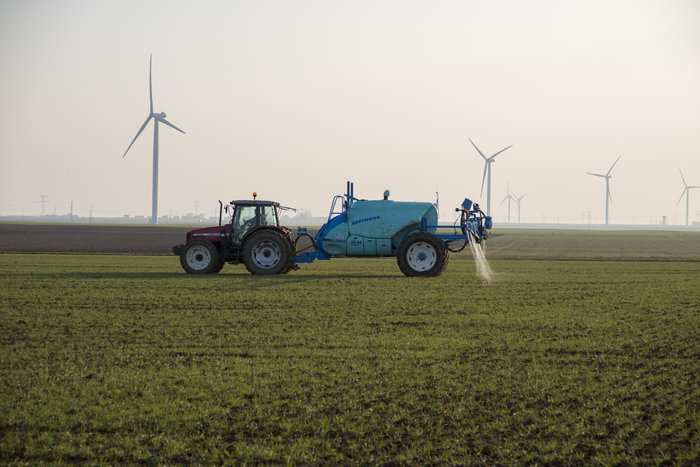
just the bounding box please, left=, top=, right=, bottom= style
left=228, top=200, right=281, bottom=245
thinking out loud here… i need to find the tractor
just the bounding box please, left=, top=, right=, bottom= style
left=173, top=182, right=491, bottom=277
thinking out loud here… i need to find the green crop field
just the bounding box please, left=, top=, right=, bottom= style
left=2, top=231, right=700, bottom=465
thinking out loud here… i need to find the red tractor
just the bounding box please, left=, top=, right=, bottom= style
left=172, top=196, right=298, bottom=275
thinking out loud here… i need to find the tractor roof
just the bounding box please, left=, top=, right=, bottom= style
left=229, top=200, right=279, bottom=206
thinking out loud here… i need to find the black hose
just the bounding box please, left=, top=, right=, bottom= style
left=446, top=240, right=468, bottom=253
left=295, top=233, right=317, bottom=250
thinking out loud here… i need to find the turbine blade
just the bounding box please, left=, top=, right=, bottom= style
left=586, top=172, right=605, bottom=178
left=607, top=186, right=613, bottom=203
left=522, top=193, right=528, bottom=198
left=480, top=162, right=488, bottom=196
left=499, top=181, right=512, bottom=205
left=123, top=115, right=152, bottom=157
left=469, top=138, right=488, bottom=161
left=606, top=154, right=622, bottom=176
left=680, top=169, right=687, bottom=188
left=157, top=116, right=186, bottom=134
left=676, top=188, right=687, bottom=207
left=149, top=54, right=153, bottom=115
left=490, top=144, right=513, bottom=160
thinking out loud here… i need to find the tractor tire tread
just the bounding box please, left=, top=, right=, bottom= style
left=180, top=238, right=221, bottom=274
left=242, top=230, right=294, bottom=275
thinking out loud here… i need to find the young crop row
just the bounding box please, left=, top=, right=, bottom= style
left=1, top=254, right=699, bottom=465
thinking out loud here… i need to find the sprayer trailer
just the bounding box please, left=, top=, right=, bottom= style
left=173, top=182, right=491, bottom=277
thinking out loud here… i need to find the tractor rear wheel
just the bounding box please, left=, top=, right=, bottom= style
left=243, top=230, right=294, bottom=275
left=180, top=239, right=221, bottom=274
left=397, top=232, right=449, bottom=277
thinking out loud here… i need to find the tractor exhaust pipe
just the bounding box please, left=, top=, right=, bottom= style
left=218, top=200, right=223, bottom=226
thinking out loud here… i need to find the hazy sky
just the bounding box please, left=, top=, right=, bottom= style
left=1, top=0, right=699, bottom=225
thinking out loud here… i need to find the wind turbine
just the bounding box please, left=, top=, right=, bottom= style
left=499, top=180, right=515, bottom=223
left=469, top=139, right=513, bottom=217
left=123, top=55, right=185, bottom=224
left=586, top=155, right=621, bottom=226
left=677, top=169, right=700, bottom=226
left=512, top=191, right=528, bottom=223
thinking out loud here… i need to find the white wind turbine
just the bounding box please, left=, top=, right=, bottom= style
left=677, top=169, right=700, bottom=226
left=470, top=139, right=513, bottom=217
left=123, top=55, right=185, bottom=224
left=499, top=180, right=515, bottom=223
left=512, top=191, right=528, bottom=223
left=586, top=155, right=622, bottom=226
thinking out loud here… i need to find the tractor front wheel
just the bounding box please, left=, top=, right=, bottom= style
left=397, top=232, right=449, bottom=277
left=243, top=230, right=294, bottom=275
left=180, top=239, right=222, bottom=274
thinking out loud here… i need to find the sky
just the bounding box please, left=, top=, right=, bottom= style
left=1, top=0, right=699, bottom=225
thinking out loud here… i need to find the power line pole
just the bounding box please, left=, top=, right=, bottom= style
left=39, top=195, right=47, bottom=217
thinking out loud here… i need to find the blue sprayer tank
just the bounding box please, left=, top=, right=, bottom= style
left=290, top=181, right=491, bottom=277
left=316, top=198, right=438, bottom=257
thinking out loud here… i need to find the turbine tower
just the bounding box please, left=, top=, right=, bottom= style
left=512, top=191, right=528, bottom=223
left=677, top=169, right=700, bottom=226
left=470, top=139, right=513, bottom=217
left=123, top=55, right=185, bottom=224
left=499, top=180, right=515, bottom=223
left=586, top=155, right=622, bottom=226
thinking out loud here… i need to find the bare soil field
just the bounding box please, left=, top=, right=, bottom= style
left=0, top=224, right=192, bottom=254
left=0, top=224, right=317, bottom=254
left=2, top=223, right=699, bottom=260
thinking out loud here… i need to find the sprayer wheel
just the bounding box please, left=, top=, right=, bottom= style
left=440, top=249, right=450, bottom=275
left=397, top=232, right=448, bottom=277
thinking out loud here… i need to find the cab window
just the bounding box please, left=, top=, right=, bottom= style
left=260, top=205, right=276, bottom=226
left=231, top=206, right=257, bottom=244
